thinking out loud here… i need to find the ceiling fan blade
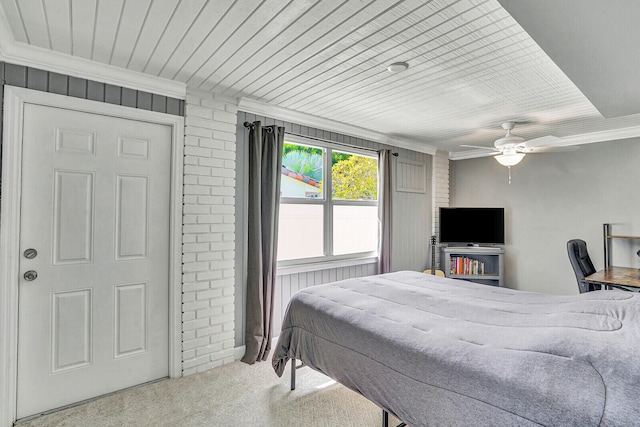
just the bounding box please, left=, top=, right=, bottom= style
left=529, top=145, right=580, bottom=153
left=461, top=144, right=500, bottom=151
left=523, top=135, right=561, bottom=148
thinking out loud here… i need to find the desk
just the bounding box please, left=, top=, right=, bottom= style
left=586, top=266, right=640, bottom=290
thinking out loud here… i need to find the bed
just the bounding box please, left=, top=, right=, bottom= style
left=272, top=271, right=640, bottom=426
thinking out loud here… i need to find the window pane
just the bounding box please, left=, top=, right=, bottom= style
left=333, top=205, right=378, bottom=255
left=331, top=151, right=378, bottom=201
left=281, top=142, right=323, bottom=199
left=277, top=204, right=324, bottom=261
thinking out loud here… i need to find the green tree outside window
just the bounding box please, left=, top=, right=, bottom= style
left=331, top=155, right=377, bottom=200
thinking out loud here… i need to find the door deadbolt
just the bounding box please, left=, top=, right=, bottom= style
left=23, top=270, right=38, bottom=281
left=24, top=248, right=38, bottom=259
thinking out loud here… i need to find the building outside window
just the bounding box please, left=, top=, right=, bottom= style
left=277, top=135, right=378, bottom=265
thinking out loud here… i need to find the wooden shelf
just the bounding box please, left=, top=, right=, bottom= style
left=442, top=247, right=504, bottom=287
left=603, top=224, right=640, bottom=267
left=450, top=274, right=500, bottom=280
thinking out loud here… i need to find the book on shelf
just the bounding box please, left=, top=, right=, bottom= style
left=449, top=256, right=485, bottom=275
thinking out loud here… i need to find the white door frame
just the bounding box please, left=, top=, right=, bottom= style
left=0, top=86, right=184, bottom=426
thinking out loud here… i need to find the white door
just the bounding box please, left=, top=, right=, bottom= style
left=16, top=103, right=172, bottom=418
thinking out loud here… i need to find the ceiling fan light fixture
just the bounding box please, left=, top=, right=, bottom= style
left=387, top=62, right=409, bottom=73
left=495, top=152, right=525, bottom=167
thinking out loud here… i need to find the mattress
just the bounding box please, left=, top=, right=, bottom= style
left=272, top=271, right=640, bottom=426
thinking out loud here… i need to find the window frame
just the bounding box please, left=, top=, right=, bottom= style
left=277, top=134, right=379, bottom=268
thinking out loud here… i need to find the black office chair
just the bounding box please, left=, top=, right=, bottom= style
left=567, top=239, right=599, bottom=293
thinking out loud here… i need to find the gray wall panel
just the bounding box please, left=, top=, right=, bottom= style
left=0, top=61, right=185, bottom=117
left=392, top=152, right=432, bottom=272
left=68, top=76, right=87, bottom=98
left=27, top=68, right=48, bottom=91
left=48, top=72, right=68, bottom=95
left=135, top=91, right=152, bottom=110
left=166, top=97, right=181, bottom=116
left=4, top=63, right=27, bottom=87
left=271, top=264, right=377, bottom=336
left=104, top=84, right=121, bottom=105
left=121, top=87, right=137, bottom=108
left=152, top=94, right=167, bottom=112
left=87, top=80, right=105, bottom=102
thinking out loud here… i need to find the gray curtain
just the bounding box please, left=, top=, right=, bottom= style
left=378, top=149, right=393, bottom=274
left=242, top=121, right=285, bottom=364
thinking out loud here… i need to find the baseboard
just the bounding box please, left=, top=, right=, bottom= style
left=233, top=345, right=246, bottom=361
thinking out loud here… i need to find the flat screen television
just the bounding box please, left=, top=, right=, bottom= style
left=439, top=207, right=505, bottom=245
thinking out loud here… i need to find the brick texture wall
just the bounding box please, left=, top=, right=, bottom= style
left=182, top=90, right=238, bottom=375
left=432, top=150, right=450, bottom=270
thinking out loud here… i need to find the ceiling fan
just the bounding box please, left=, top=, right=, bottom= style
left=462, top=121, right=565, bottom=183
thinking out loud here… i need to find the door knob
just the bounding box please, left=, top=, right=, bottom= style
left=23, top=270, right=38, bottom=281
left=24, top=248, right=38, bottom=259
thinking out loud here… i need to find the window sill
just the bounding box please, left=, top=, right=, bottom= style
left=276, top=256, right=378, bottom=276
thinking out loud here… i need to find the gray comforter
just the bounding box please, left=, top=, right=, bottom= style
left=272, top=271, right=640, bottom=426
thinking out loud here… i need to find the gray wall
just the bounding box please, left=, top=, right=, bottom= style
left=450, top=138, right=640, bottom=295
left=234, top=111, right=432, bottom=346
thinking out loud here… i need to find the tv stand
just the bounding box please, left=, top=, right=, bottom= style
left=442, top=246, right=504, bottom=286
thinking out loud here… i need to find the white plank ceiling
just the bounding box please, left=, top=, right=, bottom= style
left=1, top=0, right=639, bottom=153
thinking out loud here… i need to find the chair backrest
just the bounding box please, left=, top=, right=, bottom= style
left=567, top=239, right=597, bottom=293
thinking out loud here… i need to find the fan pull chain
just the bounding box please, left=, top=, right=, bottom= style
left=508, top=166, right=512, bottom=184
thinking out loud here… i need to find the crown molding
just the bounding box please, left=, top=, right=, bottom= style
left=559, top=125, right=640, bottom=146
left=0, top=8, right=185, bottom=99
left=187, top=88, right=238, bottom=107
left=0, top=43, right=186, bottom=100
left=238, top=97, right=437, bottom=155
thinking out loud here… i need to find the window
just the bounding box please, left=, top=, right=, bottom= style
left=277, top=135, right=378, bottom=265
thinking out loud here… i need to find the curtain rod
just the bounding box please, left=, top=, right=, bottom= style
left=243, top=121, right=398, bottom=156
left=243, top=121, right=273, bottom=133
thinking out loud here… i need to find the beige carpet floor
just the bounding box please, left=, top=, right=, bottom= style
left=17, top=357, right=403, bottom=427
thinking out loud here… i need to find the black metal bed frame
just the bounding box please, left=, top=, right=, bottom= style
left=290, top=358, right=407, bottom=427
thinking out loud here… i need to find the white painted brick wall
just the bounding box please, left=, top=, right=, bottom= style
left=182, top=90, right=238, bottom=375
left=432, top=150, right=450, bottom=269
